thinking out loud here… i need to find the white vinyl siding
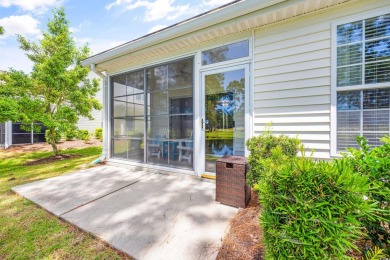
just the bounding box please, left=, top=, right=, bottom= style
left=253, top=0, right=390, bottom=159
left=76, top=72, right=103, bottom=133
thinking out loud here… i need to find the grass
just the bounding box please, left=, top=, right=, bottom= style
left=206, top=128, right=234, bottom=139
left=0, top=146, right=130, bottom=259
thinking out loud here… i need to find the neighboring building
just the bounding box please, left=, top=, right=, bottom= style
left=0, top=72, right=103, bottom=148
left=76, top=71, right=103, bottom=132
left=82, top=0, right=390, bottom=177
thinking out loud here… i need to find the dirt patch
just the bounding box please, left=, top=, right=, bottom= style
left=25, top=154, right=82, bottom=166
left=4, top=139, right=102, bottom=154
left=217, top=190, right=264, bottom=260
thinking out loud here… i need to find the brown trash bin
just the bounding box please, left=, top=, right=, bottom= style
left=216, top=156, right=251, bottom=208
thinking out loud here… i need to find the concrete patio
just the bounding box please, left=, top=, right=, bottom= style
left=12, top=165, right=238, bottom=260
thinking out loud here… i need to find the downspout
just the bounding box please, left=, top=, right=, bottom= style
left=89, top=64, right=108, bottom=165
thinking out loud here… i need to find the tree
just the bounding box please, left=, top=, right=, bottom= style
left=0, top=26, right=4, bottom=35
left=0, top=7, right=101, bottom=155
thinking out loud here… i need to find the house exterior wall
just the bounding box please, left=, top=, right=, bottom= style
left=96, top=0, right=389, bottom=173
left=76, top=71, right=103, bottom=133
left=253, top=0, right=390, bottom=159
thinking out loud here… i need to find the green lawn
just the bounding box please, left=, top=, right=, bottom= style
left=0, top=146, right=130, bottom=259
left=206, top=128, right=234, bottom=140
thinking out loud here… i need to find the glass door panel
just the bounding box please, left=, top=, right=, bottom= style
left=204, top=68, right=246, bottom=173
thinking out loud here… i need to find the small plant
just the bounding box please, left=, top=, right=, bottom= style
left=78, top=130, right=91, bottom=143
left=343, top=136, right=390, bottom=256
left=95, top=128, right=102, bottom=141
left=64, top=128, right=78, bottom=141
left=364, top=247, right=385, bottom=260
left=246, top=126, right=300, bottom=186
left=45, top=129, right=61, bottom=144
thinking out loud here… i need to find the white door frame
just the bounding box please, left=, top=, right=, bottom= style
left=198, top=63, right=250, bottom=176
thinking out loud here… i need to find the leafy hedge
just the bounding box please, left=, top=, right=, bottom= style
left=78, top=130, right=91, bottom=143
left=343, top=136, right=390, bottom=255
left=246, top=129, right=300, bottom=186
left=95, top=128, right=102, bottom=141
left=258, top=157, right=377, bottom=259
left=247, top=131, right=388, bottom=259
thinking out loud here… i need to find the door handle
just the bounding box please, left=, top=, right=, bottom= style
left=201, top=119, right=204, bottom=130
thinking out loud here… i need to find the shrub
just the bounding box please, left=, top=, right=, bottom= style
left=78, top=130, right=91, bottom=143
left=343, top=136, right=390, bottom=256
left=45, top=129, right=61, bottom=144
left=259, top=155, right=378, bottom=259
left=246, top=129, right=300, bottom=186
left=95, top=128, right=102, bottom=141
left=64, top=129, right=78, bottom=141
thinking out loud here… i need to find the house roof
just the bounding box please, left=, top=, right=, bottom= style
left=82, top=0, right=355, bottom=71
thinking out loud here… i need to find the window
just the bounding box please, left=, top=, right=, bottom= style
left=201, top=40, right=249, bottom=66
left=335, top=13, right=390, bottom=151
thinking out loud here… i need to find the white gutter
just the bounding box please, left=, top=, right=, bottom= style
left=81, top=0, right=287, bottom=67
left=89, top=64, right=108, bottom=164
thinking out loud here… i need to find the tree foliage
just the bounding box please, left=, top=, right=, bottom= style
left=0, top=7, right=101, bottom=155
left=0, top=26, right=4, bottom=35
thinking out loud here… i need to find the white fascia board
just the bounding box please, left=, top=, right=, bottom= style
left=82, top=0, right=286, bottom=67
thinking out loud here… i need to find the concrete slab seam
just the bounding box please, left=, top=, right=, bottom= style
left=59, top=173, right=156, bottom=217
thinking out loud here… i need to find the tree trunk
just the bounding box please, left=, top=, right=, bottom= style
left=50, top=128, right=59, bottom=156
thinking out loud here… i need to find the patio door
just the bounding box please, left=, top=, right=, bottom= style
left=200, top=64, right=250, bottom=176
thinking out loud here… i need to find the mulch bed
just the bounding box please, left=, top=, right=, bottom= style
left=25, top=154, right=82, bottom=166
left=217, top=190, right=264, bottom=260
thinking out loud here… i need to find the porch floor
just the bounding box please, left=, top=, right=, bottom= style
left=12, top=165, right=238, bottom=260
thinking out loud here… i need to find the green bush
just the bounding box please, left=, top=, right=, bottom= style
left=343, top=136, right=390, bottom=256
left=259, top=155, right=378, bottom=259
left=246, top=129, right=300, bottom=186
left=45, top=129, right=61, bottom=144
left=95, top=128, right=102, bottom=141
left=64, top=129, right=78, bottom=141
left=78, top=130, right=91, bottom=143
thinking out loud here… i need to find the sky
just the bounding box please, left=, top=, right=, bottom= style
left=0, top=0, right=233, bottom=73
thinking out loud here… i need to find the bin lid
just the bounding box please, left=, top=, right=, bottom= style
left=216, top=156, right=247, bottom=165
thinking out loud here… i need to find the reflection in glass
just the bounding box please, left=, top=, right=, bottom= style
left=365, top=38, right=390, bottom=63
left=337, top=91, right=361, bottom=110
left=363, top=88, right=389, bottom=109
left=337, top=65, right=362, bottom=87
left=201, top=40, right=249, bottom=66
left=112, top=74, right=127, bottom=97
left=337, top=21, right=362, bottom=45
left=204, top=69, right=245, bottom=173
left=337, top=89, right=390, bottom=151
left=126, top=70, right=144, bottom=95
left=337, top=43, right=362, bottom=66
left=365, top=60, right=390, bottom=84
left=365, top=14, right=390, bottom=40
left=147, top=65, right=168, bottom=92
